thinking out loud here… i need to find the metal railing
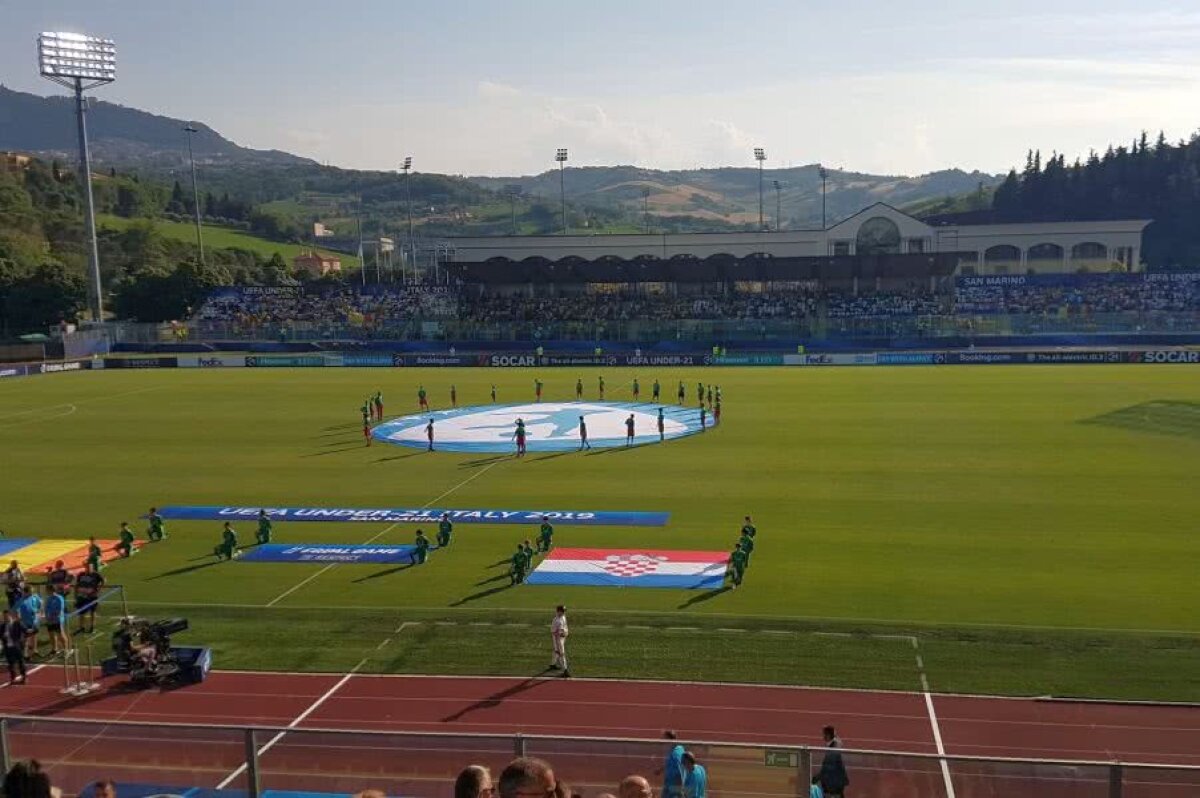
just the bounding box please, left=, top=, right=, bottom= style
left=1, top=714, right=1196, bottom=797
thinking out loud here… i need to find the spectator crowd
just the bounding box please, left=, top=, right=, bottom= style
left=953, top=275, right=1200, bottom=315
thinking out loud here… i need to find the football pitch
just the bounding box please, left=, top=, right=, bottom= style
left=2, top=365, right=1198, bottom=701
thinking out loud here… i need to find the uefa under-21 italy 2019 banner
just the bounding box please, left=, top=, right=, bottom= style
left=154, top=505, right=670, bottom=527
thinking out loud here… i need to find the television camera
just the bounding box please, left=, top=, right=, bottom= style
left=112, top=616, right=189, bottom=686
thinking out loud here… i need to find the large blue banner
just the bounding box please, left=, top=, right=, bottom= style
left=154, top=505, right=670, bottom=526
left=239, top=543, right=418, bottom=563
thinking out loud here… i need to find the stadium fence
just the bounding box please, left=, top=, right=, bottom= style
left=1, top=715, right=1195, bottom=798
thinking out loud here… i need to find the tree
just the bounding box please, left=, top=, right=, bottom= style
left=2, top=262, right=86, bottom=333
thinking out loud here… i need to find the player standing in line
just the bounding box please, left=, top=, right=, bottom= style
left=256, top=510, right=273, bottom=545
left=715, top=386, right=722, bottom=405
left=657, top=407, right=666, bottom=442
left=147, top=507, right=167, bottom=542
left=652, top=379, right=661, bottom=402
left=578, top=416, right=591, bottom=450
left=522, top=539, right=535, bottom=573
left=373, top=390, right=384, bottom=422
left=363, top=415, right=372, bottom=446
left=713, top=399, right=721, bottom=425
left=85, top=537, right=103, bottom=572
left=361, top=399, right=372, bottom=426
left=632, top=378, right=640, bottom=401
left=727, top=540, right=748, bottom=589
left=116, top=522, right=136, bottom=558
left=509, top=543, right=527, bottom=585
left=513, top=418, right=527, bottom=457
left=742, top=515, right=757, bottom=539
left=625, top=413, right=636, bottom=446
left=706, top=385, right=713, bottom=409
left=437, top=513, right=454, bottom=547
left=450, top=385, right=458, bottom=407
left=426, top=419, right=435, bottom=452
left=551, top=604, right=570, bottom=676
left=410, top=530, right=430, bottom=565
left=576, top=378, right=584, bottom=400
left=537, top=516, right=555, bottom=553
left=74, top=561, right=104, bottom=635
left=700, top=405, right=707, bottom=431
left=418, top=385, right=429, bottom=411
left=599, top=375, right=606, bottom=400
left=696, top=382, right=704, bottom=405
left=739, top=527, right=755, bottom=566
left=677, top=380, right=686, bottom=405
left=491, top=384, right=497, bottom=403
left=535, top=378, right=544, bottom=403
left=215, top=522, right=238, bottom=561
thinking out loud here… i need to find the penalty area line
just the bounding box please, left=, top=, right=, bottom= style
left=264, top=460, right=504, bottom=607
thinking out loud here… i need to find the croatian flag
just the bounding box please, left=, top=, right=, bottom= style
left=526, top=547, right=728, bottom=589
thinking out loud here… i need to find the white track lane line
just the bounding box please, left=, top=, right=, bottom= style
left=915, top=637, right=956, bottom=798
left=264, top=459, right=504, bottom=606
left=215, top=658, right=366, bottom=788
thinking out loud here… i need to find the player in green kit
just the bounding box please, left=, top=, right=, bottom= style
left=537, top=516, right=554, bottom=553
left=652, top=379, right=661, bottom=402
left=522, top=540, right=535, bottom=572
left=706, top=385, right=713, bottom=408
left=215, top=522, right=238, bottom=561
left=727, top=541, right=748, bottom=588
left=632, top=378, right=640, bottom=401
left=147, top=507, right=167, bottom=541
left=697, top=382, right=704, bottom=404
left=450, top=385, right=457, bottom=407
left=437, top=513, right=453, bottom=547
left=509, top=543, right=527, bottom=584
left=741, top=515, right=757, bottom=539
left=361, top=400, right=371, bottom=426
left=256, top=510, right=273, bottom=545
left=598, top=375, right=606, bottom=399
left=576, top=378, right=583, bottom=399
left=86, top=537, right=103, bottom=571
left=739, top=529, right=755, bottom=565
left=491, top=385, right=497, bottom=403
left=373, top=391, right=384, bottom=422
left=116, top=523, right=136, bottom=558
left=677, top=381, right=686, bottom=405
left=410, top=530, right=430, bottom=565
left=418, top=385, right=429, bottom=411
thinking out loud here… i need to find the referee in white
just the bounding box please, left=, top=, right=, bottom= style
left=551, top=604, right=570, bottom=677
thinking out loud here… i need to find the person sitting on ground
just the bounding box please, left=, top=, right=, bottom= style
left=454, top=765, right=493, bottom=798
left=498, top=757, right=556, bottom=798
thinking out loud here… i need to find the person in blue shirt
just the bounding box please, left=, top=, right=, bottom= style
left=16, top=586, right=42, bottom=660
left=682, top=752, right=707, bottom=798
left=43, top=586, right=68, bottom=657
left=661, top=730, right=685, bottom=798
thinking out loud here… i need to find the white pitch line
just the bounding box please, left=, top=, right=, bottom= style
left=265, top=460, right=504, bottom=606
left=215, top=658, right=366, bottom=789
left=911, top=635, right=956, bottom=798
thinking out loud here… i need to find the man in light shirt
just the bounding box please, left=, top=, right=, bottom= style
left=550, top=604, right=570, bottom=677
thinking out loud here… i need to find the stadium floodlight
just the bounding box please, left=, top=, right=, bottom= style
left=401, top=157, right=414, bottom=256
left=555, top=148, right=569, bottom=234
left=38, top=31, right=116, bottom=322
left=183, top=125, right=206, bottom=266
left=753, top=148, right=767, bottom=231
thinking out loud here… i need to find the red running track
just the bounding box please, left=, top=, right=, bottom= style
left=0, top=667, right=1196, bottom=798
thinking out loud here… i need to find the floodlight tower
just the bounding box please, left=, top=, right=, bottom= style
left=753, top=147, right=766, bottom=231
left=401, top=157, right=413, bottom=281
left=38, top=31, right=116, bottom=322
left=555, top=148, right=569, bottom=234
left=818, top=165, right=829, bottom=229
left=183, top=125, right=206, bottom=265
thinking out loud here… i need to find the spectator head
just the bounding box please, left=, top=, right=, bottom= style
left=2, top=609, right=11, bottom=622
left=93, top=781, right=116, bottom=798
left=454, top=765, right=494, bottom=798
left=22, top=586, right=32, bottom=598
left=682, top=752, right=696, bottom=772
left=556, top=604, right=566, bottom=616
left=617, top=775, right=652, bottom=798
left=663, top=730, right=677, bottom=740
left=3, top=760, right=52, bottom=798
left=822, top=725, right=837, bottom=744
left=8, top=560, right=17, bottom=570
left=812, top=776, right=822, bottom=786
left=498, top=757, right=555, bottom=798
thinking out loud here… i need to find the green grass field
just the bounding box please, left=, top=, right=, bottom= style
left=97, top=215, right=354, bottom=267
left=1, top=365, right=1198, bottom=700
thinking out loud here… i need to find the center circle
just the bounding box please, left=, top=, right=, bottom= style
left=372, top=401, right=710, bottom=453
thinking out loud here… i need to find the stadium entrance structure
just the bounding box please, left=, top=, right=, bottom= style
left=372, top=402, right=707, bottom=452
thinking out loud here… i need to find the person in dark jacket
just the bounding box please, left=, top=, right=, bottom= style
left=1, top=610, right=27, bottom=685
left=818, top=725, right=849, bottom=797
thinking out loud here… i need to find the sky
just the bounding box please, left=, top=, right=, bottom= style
left=3, top=0, right=1200, bottom=177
